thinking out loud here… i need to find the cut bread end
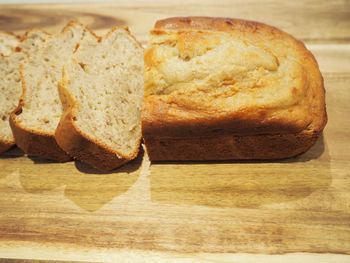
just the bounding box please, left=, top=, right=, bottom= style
left=0, top=32, right=20, bottom=153
left=55, top=27, right=144, bottom=171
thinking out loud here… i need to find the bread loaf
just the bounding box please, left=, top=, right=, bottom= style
left=10, top=21, right=97, bottom=161
left=0, top=30, right=48, bottom=153
left=55, top=27, right=143, bottom=170
left=142, top=17, right=327, bottom=161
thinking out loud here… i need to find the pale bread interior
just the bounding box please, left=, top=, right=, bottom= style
left=62, top=28, right=143, bottom=156
left=15, top=23, right=96, bottom=134
left=0, top=32, right=19, bottom=56
left=0, top=31, right=48, bottom=144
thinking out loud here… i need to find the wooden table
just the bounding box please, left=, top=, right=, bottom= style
left=0, top=1, right=349, bottom=262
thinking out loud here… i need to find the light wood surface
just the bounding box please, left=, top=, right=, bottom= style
left=0, top=1, right=350, bottom=262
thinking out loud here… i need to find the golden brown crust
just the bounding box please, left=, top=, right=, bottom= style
left=142, top=98, right=309, bottom=138
left=143, top=17, right=327, bottom=160
left=144, top=17, right=327, bottom=137
left=144, top=131, right=319, bottom=161
left=9, top=65, right=72, bottom=162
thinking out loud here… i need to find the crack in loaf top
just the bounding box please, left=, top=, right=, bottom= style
left=143, top=17, right=325, bottom=137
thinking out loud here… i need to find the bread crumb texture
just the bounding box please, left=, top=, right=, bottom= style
left=16, top=23, right=95, bottom=134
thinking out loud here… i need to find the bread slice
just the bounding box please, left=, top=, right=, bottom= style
left=55, top=27, right=143, bottom=171
left=0, top=30, right=49, bottom=154
left=0, top=32, right=19, bottom=56
left=9, top=21, right=97, bottom=161
left=142, top=17, right=327, bottom=161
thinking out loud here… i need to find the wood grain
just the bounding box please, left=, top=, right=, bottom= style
left=0, top=1, right=350, bottom=262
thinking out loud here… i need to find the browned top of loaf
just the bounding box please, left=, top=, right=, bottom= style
left=143, top=17, right=327, bottom=137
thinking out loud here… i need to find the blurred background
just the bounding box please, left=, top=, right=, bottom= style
left=0, top=0, right=349, bottom=46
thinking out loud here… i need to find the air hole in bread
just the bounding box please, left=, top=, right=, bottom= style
left=78, top=62, right=86, bottom=71
left=183, top=55, right=190, bottom=61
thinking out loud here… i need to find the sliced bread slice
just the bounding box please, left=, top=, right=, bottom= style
left=0, top=32, right=19, bottom=56
left=55, top=27, right=144, bottom=170
left=10, top=21, right=97, bottom=161
left=0, top=30, right=49, bottom=154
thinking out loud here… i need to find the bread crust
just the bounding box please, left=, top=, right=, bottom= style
left=144, top=131, right=319, bottom=161
left=143, top=17, right=327, bottom=161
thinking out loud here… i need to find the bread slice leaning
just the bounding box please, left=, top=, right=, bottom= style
left=10, top=21, right=97, bottom=161
left=0, top=30, right=48, bottom=154
left=55, top=27, right=143, bottom=171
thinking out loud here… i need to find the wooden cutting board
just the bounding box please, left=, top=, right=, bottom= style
left=0, top=1, right=350, bottom=262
